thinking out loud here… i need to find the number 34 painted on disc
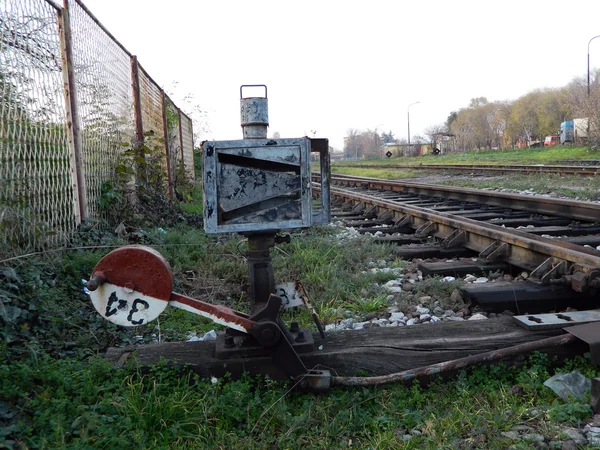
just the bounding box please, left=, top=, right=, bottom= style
left=88, top=246, right=173, bottom=327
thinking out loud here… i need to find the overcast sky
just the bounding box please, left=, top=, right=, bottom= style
left=84, top=0, right=600, bottom=151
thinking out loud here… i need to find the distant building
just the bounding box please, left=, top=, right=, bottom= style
left=385, top=142, right=435, bottom=157
left=432, top=133, right=456, bottom=154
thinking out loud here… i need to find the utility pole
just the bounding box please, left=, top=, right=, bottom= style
left=588, top=34, right=600, bottom=96
left=407, top=101, right=420, bottom=153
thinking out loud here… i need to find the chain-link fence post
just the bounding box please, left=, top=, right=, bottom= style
left=130, top=55, right=146, bottom=187
left=58, top=0, right=87, bottom=221
left=177, top=107, right=185, bottom=162
left=161, top=90, right=174, bottom=198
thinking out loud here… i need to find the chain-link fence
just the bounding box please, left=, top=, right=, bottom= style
left=0, top=0, right=196, bottom=259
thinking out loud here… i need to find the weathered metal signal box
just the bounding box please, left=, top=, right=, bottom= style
left=202, top=85, right=330, bottom=234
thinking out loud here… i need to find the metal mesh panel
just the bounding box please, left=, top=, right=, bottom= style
left=0, top=0, right=76, bottom=257
left=138, top=66, right=168, bottom=190
left=164, top=95, right=181, bottom=191
left=0, top=0, right=194, bottom=258
left=180, top=113, right=195, bottom=181
left=68, top=0, right=134, bottom=220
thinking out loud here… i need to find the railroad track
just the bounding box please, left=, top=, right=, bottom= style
left=332, top=162, right=600, bottom=176
left=107, top=173, right=600, bottom=382
left=314, top=174, right=600, bottom=313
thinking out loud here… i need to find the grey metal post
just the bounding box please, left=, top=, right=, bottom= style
left=240, top=85, right=269, bottom=139
left=161, top=91, right=174, bottom=198
left=588, top=35, right=600, bottom=96
left=58, top=1, right=88, bottom=222
left=407, top=101, right=420, bottom=154
left=130, top=56, right=145, bottom=186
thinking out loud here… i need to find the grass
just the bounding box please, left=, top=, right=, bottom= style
left=331, top=147, right=600, bottom=201
left=439, top=173, right=600, bottom=202
left=334, top=145, right=600, bottom=166
left=2, top=222, right=599, bottom=448
left=1, top=352, right=598, bottom=448
left=331, top=166, right=420, bottom=180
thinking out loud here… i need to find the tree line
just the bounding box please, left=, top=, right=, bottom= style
left=344, top=70, right=600, bottom=158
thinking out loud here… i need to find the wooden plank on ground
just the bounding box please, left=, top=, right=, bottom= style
left=104, top=318, right=587, bottom=380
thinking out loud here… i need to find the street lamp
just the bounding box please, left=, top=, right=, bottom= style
left=407, top=101, right=420, bottom=151
left=588, top=34, right=600, bottom=96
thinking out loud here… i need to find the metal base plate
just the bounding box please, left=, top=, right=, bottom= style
left=513, top=309, right=600, bottom=330
left=215, top=327, right=315, bottom=359
left=565, top=322, right=600, bottom=365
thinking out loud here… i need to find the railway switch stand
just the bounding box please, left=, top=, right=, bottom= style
left=88, top=86, right=332, bottom=390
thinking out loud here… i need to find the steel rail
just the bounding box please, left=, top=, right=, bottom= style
left=325, top=174, right=600, bottom=223
left=321, top=184, right=600, bottom=278
left=332, top=163, right=600, bottom=176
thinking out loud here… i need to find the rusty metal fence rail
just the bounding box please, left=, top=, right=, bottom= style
left=0, top=0, right=196, bottom=259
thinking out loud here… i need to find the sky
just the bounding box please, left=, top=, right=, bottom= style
left=83, top=0, right=600, bottom=151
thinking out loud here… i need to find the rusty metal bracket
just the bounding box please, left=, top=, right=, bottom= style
left=479, top=241, right=509, bottom=261
left=530, top=258, right=569, bottom=285
left=442, top=229, right=466, bottom=249
left=351, top=203, right=366, bottom=214
left=394, top=215, right=412, bottom=228
left=364, top=205, right=378, bottom=218
left=414, top=221, right=438, bottom=238
left=377, top=210, right=395, bottom=223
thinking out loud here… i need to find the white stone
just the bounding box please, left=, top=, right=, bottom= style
left=353, top=321, right=369, bottom=330
left=473, top=277, right=489, bottom=284
left=388, top=287, right=402, bottom=294
left=418, top=296, right=432, bottom=303
left=342, top=318, right=354, bottom=329
left=444, top=316, right=464, bottom=322
left=202, top=330, right=217, bottom=341
left=562, top=428, right=586, bottom=441
left=415, top=306, right=430, bottom=315
left=442, top=276, right=456, bottom=282
left=468, top=313, right=488, bottom=321
left=384, top=279, right=402, bottom=288
left=433, top=306, right=445, bottom=315
left=406, top=319, right=415, bottom=326
left=464, top=274, right=477, bottom=282
left=376, top=318, right=390, bottom=326
left=430, top=315, right=441, bottom=323
left=522, top=434, right=545, bottom=443
left=419, top=314, right=431, bottom=321
left=390, top=312, right=405, bottom=321
left=325, top=323, right=346, bottom=332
